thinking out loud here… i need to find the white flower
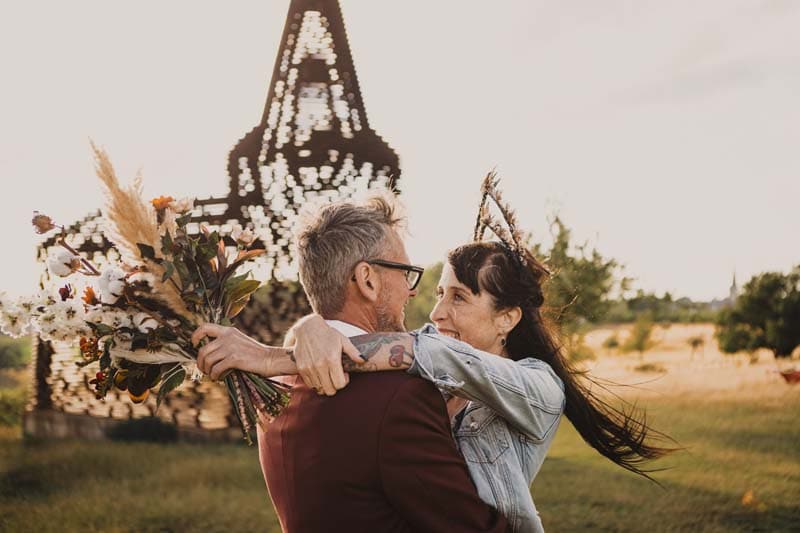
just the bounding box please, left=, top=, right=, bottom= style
left=47, top=248, right=81, bottom=277
left=168, top=197, right=194, bottom=214
left=133, top=312, right=159, bottom=333
left=52, top=300, right=82, bottom=322
left=0, top=306, right=30, bottom=338
left=98, top=268, right=126, bottom=304
left=231, top=224, right=257, bottom=246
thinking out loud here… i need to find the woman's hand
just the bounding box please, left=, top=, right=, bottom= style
left=192, top=323, right=272, bottom=380
left=289, top=314, right=364, bottom=396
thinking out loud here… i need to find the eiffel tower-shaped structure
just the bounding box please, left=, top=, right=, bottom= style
left=27, top=0, right=400, bottom=440
left=197, top=0, right=400, bottom=279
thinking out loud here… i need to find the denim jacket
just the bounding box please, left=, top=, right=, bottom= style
left=408, top=325, right=566, bottom=533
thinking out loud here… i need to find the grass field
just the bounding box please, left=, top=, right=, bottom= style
left=1, top=324, right=799, bottom=532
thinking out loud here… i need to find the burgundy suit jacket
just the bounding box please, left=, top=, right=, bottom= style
left=258, top=372, right=510, bottom=533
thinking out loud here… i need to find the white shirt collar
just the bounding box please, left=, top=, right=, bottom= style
left=325, top=319, right=369, bottom=337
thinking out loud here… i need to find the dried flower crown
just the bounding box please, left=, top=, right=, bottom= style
left=472, top=170, right=529, bottom=266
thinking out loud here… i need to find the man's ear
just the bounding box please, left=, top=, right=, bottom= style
left=352, top=262, right=380, bottom=302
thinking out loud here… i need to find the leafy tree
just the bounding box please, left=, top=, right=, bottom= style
left=715, top=267, right=800, bottom=359
left=602, top=334, right=620, bottom=353
left=621, top=315, right=656, bottom=358
left=0, top=336, right=31, bottom=370
left=404, top=262, right=443, bottom=331
left=687, top=335, right=705, bottom=359
left=532, top=216, right=628, bottom=338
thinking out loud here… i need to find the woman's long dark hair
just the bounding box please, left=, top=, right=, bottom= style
left=448, top=241, right=676, bottom=480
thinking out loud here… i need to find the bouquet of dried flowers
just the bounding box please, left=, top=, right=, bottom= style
left=0, top=143, right=288, bottom=443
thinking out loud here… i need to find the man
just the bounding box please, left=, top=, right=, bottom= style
left=193, top=192, right=509, bottom=532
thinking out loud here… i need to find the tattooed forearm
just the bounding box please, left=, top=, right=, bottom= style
left=343, top=333, right=415, bottom=373
left=351, top=333, right=408, bottom=360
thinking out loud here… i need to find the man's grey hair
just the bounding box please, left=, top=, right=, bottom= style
left=295, top=191, right=407, bottom=317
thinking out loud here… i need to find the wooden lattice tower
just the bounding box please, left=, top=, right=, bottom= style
left=25, top=0, right=400, bottom=440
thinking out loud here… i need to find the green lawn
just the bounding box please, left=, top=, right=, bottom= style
left=1, top=388, right=798, bottom=532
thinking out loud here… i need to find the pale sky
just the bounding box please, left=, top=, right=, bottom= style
left=1, top=0, right=798, bottom=301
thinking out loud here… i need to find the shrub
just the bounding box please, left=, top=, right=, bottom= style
left=633, top=362, right=666, bottom=373
left=0, top=388, right=27, bottom=426
left=107, top=416, right=178, bottom=443
left=621, top=316, right=656, bottom=357
left=0, top=336, right=31, bottom=369
left=716, top=267, right=800, bottom=358
left=602, top=334, right=620, bottom=351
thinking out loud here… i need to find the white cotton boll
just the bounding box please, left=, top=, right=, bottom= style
left=133, top=312, right=159, bottom=333
left=47, top=249, right=81, bottom=277
left=168, top=197, right=194, bottom=214
left=98, top=268, right=126, bottom=304
left=52, top=300, right=83, bottom=323
left=0, top=307, right=30, bottom=338
left=83, top=305, right=104, bottom=323
left=31, top=289, right=57, bottom=309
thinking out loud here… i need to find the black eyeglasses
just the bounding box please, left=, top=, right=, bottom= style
left=365, top=259, right=425, bottom=290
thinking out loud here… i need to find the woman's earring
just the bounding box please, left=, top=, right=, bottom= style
left=500, top=337, right=506, bottom=347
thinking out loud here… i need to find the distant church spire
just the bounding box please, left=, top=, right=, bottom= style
left=729, top=269, right=739, bottom=303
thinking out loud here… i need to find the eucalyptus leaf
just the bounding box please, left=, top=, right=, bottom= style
left=156, top=366, right=186, bottom=409
left=227, top=279, right=261, bottom=303
left=162, top=261, right=175, bottom=283
left=161, top=232, right=174, bottom=254
left=89, top=322, right=114, bottom=338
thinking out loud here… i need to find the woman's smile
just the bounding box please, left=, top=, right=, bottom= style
left=437, top=327, right=461, bottom=340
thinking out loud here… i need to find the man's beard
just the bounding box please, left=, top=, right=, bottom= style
left=375, top=287, right=406, bottom=332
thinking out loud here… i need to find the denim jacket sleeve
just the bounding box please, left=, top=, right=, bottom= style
left=408, top=324, right=566, bottom=442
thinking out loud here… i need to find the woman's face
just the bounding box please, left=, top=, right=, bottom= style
left=429, top=262, right=508, bottom=356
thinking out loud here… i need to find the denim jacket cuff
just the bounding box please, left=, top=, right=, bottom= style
left=408, top=325, right=466, bottom=394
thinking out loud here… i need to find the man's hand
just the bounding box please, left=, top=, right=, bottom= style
left=289, top=314, right=364, bottom=396
left=192, top=323, right=271, bottom=380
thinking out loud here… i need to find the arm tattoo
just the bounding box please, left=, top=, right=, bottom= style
left=341, top=333, right=415, bottom=373
left=351, top=333, right=408, bottom=360
left=286, top=349, right=296, bottom=363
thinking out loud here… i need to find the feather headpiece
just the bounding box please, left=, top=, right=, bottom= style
left=472, top=170, right=530, bottom=266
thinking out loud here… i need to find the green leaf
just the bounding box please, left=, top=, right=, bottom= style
left=88, top=322, right=115, bottom=338
left=137, top=243, right=156, bottom=261
left=224, top=273, right=249, bottom=291
left=174, top=259, right=191, bottom=286
left=176, top=213, right=192, bottom=227
left=156, top=366, right=186, bottom=409
left=226, top=279, right=261, bottom=305
left=161, top=261, right=175, bottom=283
left=161, top=232, right=174, bottom=255
left=99, top=343, right=111, bottom=370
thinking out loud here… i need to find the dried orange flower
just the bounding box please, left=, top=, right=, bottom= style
left=82, top=286, right=99, bottom=305
left=31, top=211, right=57, bottom=234
left=128, top=389, right=150, bottom=404
left=151, top=196, right=175, bottom=210
left=79, top=336, right=100, bottom=359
